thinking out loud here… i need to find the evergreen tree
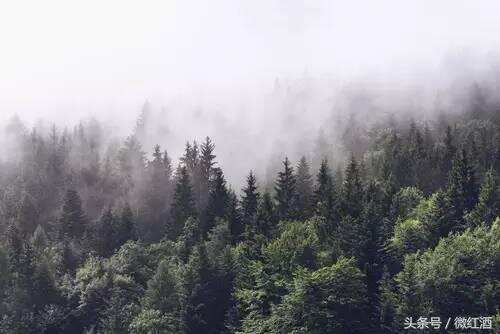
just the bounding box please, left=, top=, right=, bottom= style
left=169, top=166, right=196, bottom=240
left=274, top=157, right=297, bottom=221
left=295, top=156, right=314, bottom=220
left=204, top=167, right=229, bottom=235
left=58, top=189, right=87, bottom=240
left=183, top=244, right=213, bottom=334
left=314, top=158, right=336, bottom=222
left=180, top=141, right=200, bottom=179
left=91, top=208, right=116, bottom=257
left=226, top=190, right=243, bottom=243
left=115, top=203, right=136, bottom=246
left=134, top=100, right=151, bottom=144
left=445, top=149, right=478, bottom=231
left=241, top=171, right=260, bottom=231
left=141, top=145, right=172, bottom=241
left=16, top=192, right=38, bottom=235
left=118, top=135, right=146, bottom=186
left=465, top=168, right=499, bottom=227
left=256, top=191, right=276, bottom=238
left=142, top=260, right=184, bottom=332
left=340, top=155, right=363, bottom=219
left=440, top=125, right=456, bottom=186
left=199, top=137, right=217, bottom=211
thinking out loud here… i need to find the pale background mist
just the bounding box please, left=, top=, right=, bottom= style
left=1, top=0, right=500, bottom=185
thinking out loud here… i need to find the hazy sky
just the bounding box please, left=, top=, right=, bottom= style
left=1, top=0, right=500, bottom=125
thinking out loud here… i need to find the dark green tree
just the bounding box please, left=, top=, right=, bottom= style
left=445, top=149, right=478, bottom=231
left=204, top=167, right=229, bottom=235
left=340, top=155, right=363, bottom=219
left=274, top=157, right=297, bottom=221
left=169, top=166, right=196, bottom=240
left=241, top=171, right=260, bottom=232
left=465, top=168, right=499, bottom=227
left=57, top=189, right=87, bottom=240
left=295, top=156, right=314, bottom=220
left=314, top=158, right=336, bottom=223
left=115, top=203, right=136, bottom=247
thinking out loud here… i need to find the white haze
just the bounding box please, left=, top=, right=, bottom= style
left=1, top=0, right=500, bottom=186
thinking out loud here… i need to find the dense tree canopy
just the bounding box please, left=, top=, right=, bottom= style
left=0, top=105, right=499, bottom=333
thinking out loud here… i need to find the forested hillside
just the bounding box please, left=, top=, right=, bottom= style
left=0, top=103, right=499, bottom=333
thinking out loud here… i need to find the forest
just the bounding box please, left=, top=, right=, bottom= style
left=0, top=91, right=499, bottom=333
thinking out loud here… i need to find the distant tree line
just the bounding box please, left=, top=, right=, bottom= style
left=0, top=103, right=499, bottom=333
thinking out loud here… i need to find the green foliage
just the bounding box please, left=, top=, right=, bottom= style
left=340, top=155, right=363, bottom=218
left=465, top=168, right=499, bottom=227
left=169, top=166, right=196, bottom=240
left=241, top=171, right=259, bottom=234
left=274, top=157, right=297, bottom=221
left=261, top=257, right=368, bottom=334
left=130, top=309, right=180, bottom=334
left=314, top=158, right=336, bottom=223
left=0, top=112, right=499, bottom=333
left=295, top=156, right=314, bottom=220
left=392, top=220, right=499, bottom=330
left=264, top=220, right=320, bottom=274
left=141, top=260, right=184, bottom=330
left=58, top=189, right=87, bottom=240
left=388, top=218, right=430, bottom=263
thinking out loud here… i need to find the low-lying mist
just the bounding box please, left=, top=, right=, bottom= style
left=2, top=56, right=500, bottom=189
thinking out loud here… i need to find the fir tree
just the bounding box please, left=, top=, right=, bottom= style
left=169, top=166, right=196, bottom=240
left=204, top=167, right=229, bottom=235
left=314, top=158, right=336, bottom=222
left=115, top=203, right=136, bottom=246
left=16, top=193, right=38, bottom=235
left=445, top=149, right=478, bottom=231
left=141, top=145, right=172, bottom=242
left=241, top=171, right=260, bottom=231
left=226, top=190, right=243, bottom=243
left=295, top=156, right=314, bottom=220
left=92, top=208, right=116, bottom=257
left=274, top=157, right=297, bottom=221
left=58, top=189, right=87, bottom=240
left=465, top=168, right=499, bottom=227
left=256, top=191, right=276, bottom=238
left=340, top=155, right=363, bottom=219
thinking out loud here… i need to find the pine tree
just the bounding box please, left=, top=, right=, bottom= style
left=446, top=149, right=478, bottom=231
left=118, top=135, right=146, bottom=179
left=340, top=155, right=363, bottom=219
left=314, top=158, right=335, bottom=222
left=295, top=156, right=314, bottom=220
left=440, top=125, right=456, bottom=185
left=180, top=141, right=200, bottom=177
left=465, top=168, right=499, bottom=227
left=92, top=208, right=116, bottom=257
left=169, top=166, right=196, bottom=240
left=256, top=191, right=276, bottom=238
left=406, top=121, right=427, bottom=189
left=183, top=244, right=213, bottom=334
left=204, top=168, right=229, bottom=235
left=241, top=171, right=260, bottom=231
left=199, top=137, right=217, bottom=210
left=58, top=189, right=87, bottom=240
left=143, top=260, right=184, bottom=331
left=274, top=157, right=297, bottom=221
left=134, top=100, right=151, bottom=144
left=227, top=190, right=243, bottom=243
left=115, top=203, right=136, bottom=246
left=5, top=222, right=24, bottom=269
left=141, top=145, right=172, bottom=242
left=16, top=192, right=38, bottom=235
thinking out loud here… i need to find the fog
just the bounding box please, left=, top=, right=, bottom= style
left=1, top=0, right=500, bottom=186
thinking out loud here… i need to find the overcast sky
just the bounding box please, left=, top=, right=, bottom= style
left=1, top=0, right=500, bottom=125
